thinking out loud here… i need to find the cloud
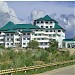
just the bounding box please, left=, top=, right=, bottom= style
left=30, top=10, right=46, bottom=21
left=0, top=1, right=26, bottom=28
left=50, top=14, right=75, bottom=38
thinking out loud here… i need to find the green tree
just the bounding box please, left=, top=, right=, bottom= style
left=49, top=39, right=58, bottom=53
left=28, top=40, right=39, bottom=49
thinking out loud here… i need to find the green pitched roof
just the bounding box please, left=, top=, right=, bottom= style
left=35, top=15, right=57, bottom=23
left=4, top=29, right=16, bottom=33
left=0, top=21, right=15, bottom=31
left=12, top=24, right=40, bottom=29
left=21, top=29, right=32, bottom=33
left=54, top=23, right=65, bottom=31
left=63, top=39, right=75, bottom=41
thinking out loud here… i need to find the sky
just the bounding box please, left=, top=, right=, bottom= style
left=6, top=1, right=75, bottom=20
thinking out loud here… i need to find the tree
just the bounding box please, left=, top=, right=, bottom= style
left=49, top=39, right=58, bottom=53
left=28, top=40, right=39, bottom=49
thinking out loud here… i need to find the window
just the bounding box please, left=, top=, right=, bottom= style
left=50, top=21, right=53, bottom=24
left=50, top=30, right=52, bottom=32
left=35, top=30, right=38, bottom=31
left=23, top=43, right=26, bottom=45
left=7, top=34, right=9, bottom=36
left=41, top=26, right=43, bottom=28
left=41, top=21, right=43, bottom=23
left=1, top=39, right=4, bottom=41
left=38, top=34, right=41, bottom=36
left=16, top=39, right=20, bottom=41
left=11, top=38, right=13, bottom=41
left=35, top=34, right=37, bottom=36
left=34, top=38, right=36, bottom=40
left=7, top=38, right=9, bottom=41
left=27, top=38, right=30, bottom=40
left=57, top=34, right=61, bottom=36
left=18, top=30, right=21, bottom=32
left=58, top=30, right=61, bottom=32
left=11, top=34, right=13, bottom=36
left=40, top=42, right=43, bottom=45
left=7, top=43, right=9, bottom=45
left=34, top=21, right=36, bottom=25
left=50, top=26, right=52, bottom=28
left=11, top=43, right=13, bottom=45
left=45, top=21, right=48, bottom=24
left=42, top=38, right=44, bottom=40
left=46, top=30, right=48, bottom=32
left=53, top=34, right=56, bottom=37
left=23, top=38, right=26, bottom=40
left=44, top=42, right=47, bottom=45
left=37, top=21, right=39, bottom=23
left=49, top=34, right=51, bottom=36
left=27, top=33, right=30, bottom=35
left=46, top=26, right=48, bottom=28
left=37, top=38, right=40, bottom=40
left=23, top=33, right=26, bottom=35
left=41, top=30, right=43, bottom=31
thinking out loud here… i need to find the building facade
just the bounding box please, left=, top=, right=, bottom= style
left=0, top=15, right=66, bottom=48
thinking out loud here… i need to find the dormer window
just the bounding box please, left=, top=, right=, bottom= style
left=37, top=21, right=39, bottom=24
left=58, top=30, right=61, bottom=32
left=7, top=34, right=9, bottom=36
left=50, top=21, right=53, bottom=24
left=45, top=21, right=48, bottom=24
left=41, top=21, right=43, bottom=23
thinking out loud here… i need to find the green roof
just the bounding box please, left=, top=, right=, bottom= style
left=4, top=29, right=16, bottom=33
left=21, top=29, right=32, bottom=32
left=12, top=24, right=40, bottom=29
left=54, top=23, right=65, bottom=31
left=0, top=21, right=15, bottom=31
left=35, top=15, right=57, bottom=23
left=63, top=39, right=75, bottom=41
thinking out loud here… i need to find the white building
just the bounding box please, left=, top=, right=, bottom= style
left=63, top=39, right=75, bottom=48
left=0, top=15, right=68, bottom=48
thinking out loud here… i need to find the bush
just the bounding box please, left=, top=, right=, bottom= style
left=40, top=50, right=49, bottom=63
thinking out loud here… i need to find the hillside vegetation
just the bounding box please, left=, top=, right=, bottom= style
left=0, top=47, right=75, bottom=70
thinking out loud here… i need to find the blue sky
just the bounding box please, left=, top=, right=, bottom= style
left=7, top=1, right=75, bottom=20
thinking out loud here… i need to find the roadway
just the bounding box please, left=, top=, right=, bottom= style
left=35, top=65, right=75, bottom=75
